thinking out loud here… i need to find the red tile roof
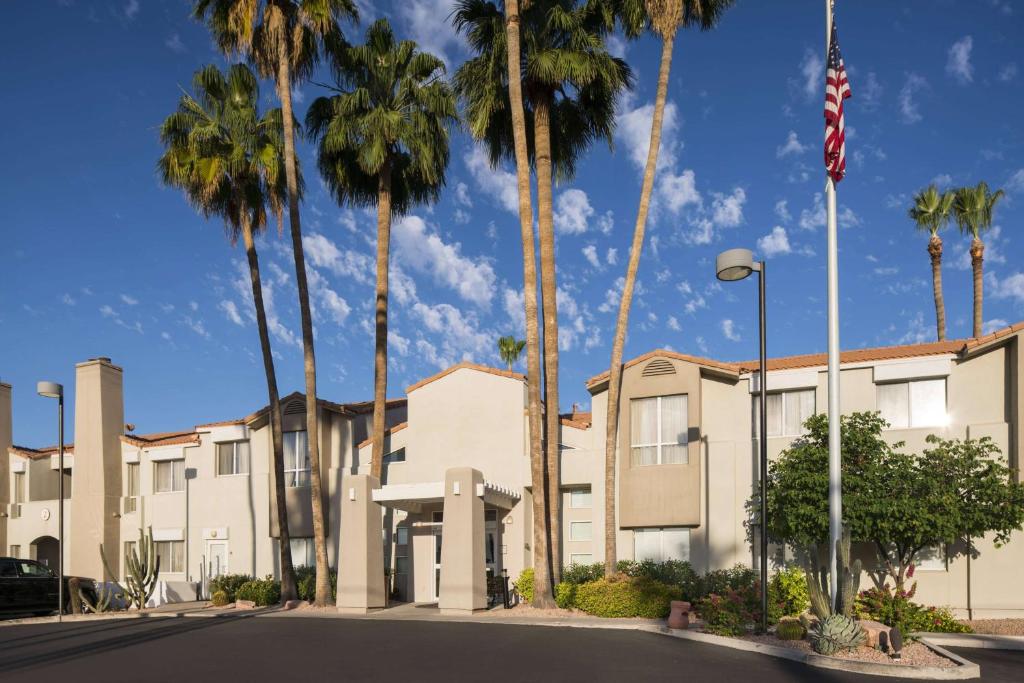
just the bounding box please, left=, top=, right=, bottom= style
left=9, top=444, right=75, bottom=460
left=406, top=362, right=525, bottom=394
left=560, top=411, right=592, bottom=430
left=357, top=422, right=408, bottom=450
left=120, top=430, right=200, bottom=448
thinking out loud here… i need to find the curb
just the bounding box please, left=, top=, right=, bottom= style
left=912, top=632, right=1024, bottom=652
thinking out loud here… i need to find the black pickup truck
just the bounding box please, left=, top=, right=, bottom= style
left=0, top=557, right=97, bottom=616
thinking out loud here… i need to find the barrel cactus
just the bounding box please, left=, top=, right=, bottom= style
left=776, top=618, right=806, bottom=641
left=808, top=614, right=866, bottom=655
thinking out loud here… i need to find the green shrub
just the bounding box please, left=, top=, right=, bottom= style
left=573, top=575, right=681, bottom=619
left=856, top=583, right=972, bottom=638
left=695, top=583, right=762, bottom=636
left=295, top=565, right=338, bottom=602
left=210, top=590, right=230, bottom=607
left=769, top=566, right=809, bottom=619
left=514, top=568, right=534, bottom=605
left=561, top=562, right=605, bottom=585
left=555, top=582, right=577, bottom=609
left=209, top=573, right=253, bottom=602
left=615, top=559, right=702, bottom=600
left=701, top=565, right=757, bottom=599
left=235, top=576, right=281, bottom=606
left=776, top=617, right=806, bottom=641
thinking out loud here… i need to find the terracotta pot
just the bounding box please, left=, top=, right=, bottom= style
left=667, top=600, right=691, bottom=629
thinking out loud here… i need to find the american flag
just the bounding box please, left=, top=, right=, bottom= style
left=824, top=19, right=851, bottom=182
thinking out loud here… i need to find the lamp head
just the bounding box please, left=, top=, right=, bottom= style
left=36, top=381, right=63, bottom=399
left=716, top=248, right=757, bottom=282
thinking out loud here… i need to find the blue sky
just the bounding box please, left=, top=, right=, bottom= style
left=2, top=0, right=1023, bottom=446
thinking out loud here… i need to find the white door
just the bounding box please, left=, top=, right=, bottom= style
left=207, top=541, right=228, bottom=578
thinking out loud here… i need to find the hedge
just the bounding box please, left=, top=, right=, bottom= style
left=235, top=576, right=281, bottom=606
left=209, top=573, right=254, bottom=602
left=572, top=575, right=681, bottom=618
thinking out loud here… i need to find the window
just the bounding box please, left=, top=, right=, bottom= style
left=217, top=441, right=250, bottom=476
left=154, top=460, right=185, bottom=493
left=11, top=471, right=24, bottom=518
left=570, top=488, right=592, bottom=509
left=634, top=528, right=690, bottom=563
left=754, top=389, right=815, bottom=438
left=395, top=528, right=409, bottom=576
left=915, top=545, right=947, bottom=572
left=569, top=521, right=592, bottom=541
left=154, top=541, right=184, bottom=573
left=289, top=537, right=315, bottom=568
left=630, top=394, right=688, bottom=466
left=125, top=463, right=139, bottom=513
left=570, top=553, right=593, bottom=565
left=877, top=379, right=946, bottom=429
left=8, top=545, right=21, bottom=559
left=284, top=431, right=310, bottom=487
left=18, top=560, right=54, bottom=577
left=0, top=559, right=15, bottom=577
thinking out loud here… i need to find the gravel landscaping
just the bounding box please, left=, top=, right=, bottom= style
left=958, top=619, right=1024, bottom=635
left=743, top=635, right=958, bottom=668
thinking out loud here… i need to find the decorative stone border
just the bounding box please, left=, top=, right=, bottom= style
left=913, top=632, right=1024, bottom=652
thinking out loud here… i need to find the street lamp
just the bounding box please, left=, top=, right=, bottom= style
left=715, top=248, right=768, bottom=634
left=37, top=380, right=65, bottom=622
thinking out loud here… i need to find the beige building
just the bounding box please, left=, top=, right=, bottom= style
left=3, top=321, right=1023, bottom=615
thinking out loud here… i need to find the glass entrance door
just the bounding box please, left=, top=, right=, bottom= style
left=432, top=511, right=443, bottom=601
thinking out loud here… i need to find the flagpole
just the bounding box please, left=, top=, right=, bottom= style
left=825, top=0, right=843, bottom=610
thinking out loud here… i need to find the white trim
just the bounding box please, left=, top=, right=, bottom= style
left=122, top=449, right=140, bottom=464
left=153, top=528, right=184, bottom=542
left=205, top=424, right=248, bottom=443
left=49, top=454, right=73, bottom=470
left=873, top=358, right=951, bottom=382
left=149, top=446, right=186, bottom=462
left=748, top=369, right=818, bottom=394
left=739, top=353, right=957, bottom=379
left=10, top=461, right=25, bottom=473
left=373, top=481, right=445, bottom=503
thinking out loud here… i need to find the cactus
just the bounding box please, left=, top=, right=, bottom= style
left=100, top=527, right=161, bottom=610
left=802, top=527, right=861, bottom=620
left=776, top=618, right=806, bottom=641
left=808, top=614, right=866, bottom=655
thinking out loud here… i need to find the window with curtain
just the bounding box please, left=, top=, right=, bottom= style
left=570, top=521, right=592, bottom=541
left=754, top=389, right=815, bottom=438
left=216, top=441, right=250, bottom=476
left=125, top=463, right=139, bottom=513
left=630, top=394, right=688, bottom=466
left=283, top=431, right=310, bottom=487
left=289, top=537, right=316, bottom=567
left=154, top=540, right=184, bottom=573
left=154, top=460, right=185, bottom=493
left=877, top=379, right=946, bottom=429
left=633, top=528, right=691, bottom=562
left=570, top=488, right=592, bottom=509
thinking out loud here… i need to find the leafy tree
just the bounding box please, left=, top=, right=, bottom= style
left=193, top=0, right=359, bottom=608
left=952, top=181, right=1005, bottom=338
left=306, top=18, right=457, bottom=479
left=455, top=0, right=632, bottom=584
left=600, top=0, right=733, bottom=578
left=497, top=335, right=527, bottom=371
left=158, top=64, right=298, bottom=602
left=760, top=412, right=1024, bottom=594
left=908, top=185, right=955, bottom=341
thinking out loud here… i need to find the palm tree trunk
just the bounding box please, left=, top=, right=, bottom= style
left=970, top=238, right=984, bottom=338
left=371, top=160, right=393, bottom=480
left=274, top=16, right=331, bottom=607
left=928, top=235, right=946, bottom=341
left=533, top=95, right=562, bottom=586
left=602, top=35, right=676, bottom=579
left=504, top=0, right=553, bottom=608
left=241, top=217, right=297, bottom=602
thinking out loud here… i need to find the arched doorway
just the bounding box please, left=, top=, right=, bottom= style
left=31, top=536, right=59, bottom=572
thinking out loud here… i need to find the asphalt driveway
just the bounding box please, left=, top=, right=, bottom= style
left=0, top=615, right=1020, bottom=682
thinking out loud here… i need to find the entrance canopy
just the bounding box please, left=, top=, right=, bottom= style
left=372, top=480, right=520, bottom=513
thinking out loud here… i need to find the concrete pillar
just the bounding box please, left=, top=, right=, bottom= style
left=439, top=467, right=486, bottom=614
left=70, top=358, right=124, bottom=580
left=0, top=382, right=11, bottom=553
left=336, top=474, right=385, bottom=613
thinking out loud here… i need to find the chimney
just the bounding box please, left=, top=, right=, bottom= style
left=70, top=358, right=124, bottom=580
left=0, top=381, right=11, bottom=552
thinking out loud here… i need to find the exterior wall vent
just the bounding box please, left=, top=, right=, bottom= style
left=284, top=399, right=305, bottom=415
left=642, top=358, right=676, bottom=377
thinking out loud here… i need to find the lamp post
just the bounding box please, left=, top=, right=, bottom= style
left=716, top=248, right=768, bottom=634
left=37, top=381, right=65, bottom=623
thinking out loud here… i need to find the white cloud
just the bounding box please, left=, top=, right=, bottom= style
left=711, top=188, right=746, bottom=227
left=989, top=271, right=1024, bottom=302
left=388, top=330, right=411, bottom=357
left=776, top=130, right=808, bottom=158
left=681, top=218, right=714, bottom=245
left=721, top=319, right=740, bottom=342
left=120, top=294, right=138, bottom=305
left=616, top=97, right=680, bottom=171
left=123, top=0, right=139, bottom=20
left=606, top=248, right=619, bottom=266
left=860, top=72, right=883, bottom=111
left=411, top=301, right=491, bottom=364
left=931, top=173, right=953, bottom=189
left=1006, top=169, right=1024, bottom=194
left=998, top=62, right=1018, bottom=82
left=307, top=269, right=351, bottom=325
left=798, top=49, right=824, bottom=100
left=946, top=36, right=974, bottom=84
left=61, top=293, right=76, bottom=306
left=983, top=318, right=1009, bottom=335
left=554, top=189, right=594, bottom=235
left=454, top=182, right=472, bottom=207
left=598, top=277, right=625, bottom=314
left=464, top=147, right=518, bottom=214
left=503, top=288, right=526, bottom=333
left=397, top=0, right=463, bottom=67
left=894, top=312, right=929, bottom=345
left=799, top=193, right=859, bottom=230
left=390, top=266, right=418, bottom=307
left=182, top=316, right=210, bottom=339
left=165, top=33, right=186, bottom=53
left=393, top=215, right=496, bottom=308
left=302, top=232, right=374, bottom=285
left=898, top=73, right=928, bottom=124
left=774, top=199, right=792, bottom=223
left=454, top=208, right=470, bottom=224
left=658, top=169, right=702, bottom=214
left=757, top=226, right=792, bottom=257
left=667, top=316, right=682, bottom=332
left=582, top=245, right=601, bottom=269
left=219, top=300, right=243, bottom=326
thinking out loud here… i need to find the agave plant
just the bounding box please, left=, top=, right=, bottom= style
left=808, top=613, right=866, bottom=655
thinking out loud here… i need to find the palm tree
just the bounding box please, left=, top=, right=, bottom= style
left=953, top=181, right=1005, bottom=338
left=908, top=185, right=955, bottom=341
left=599, top=0, right=732, bottom=579
left=193, top=0, right=357, bottom=607
left=157, top=64, right=298, bottom=602
left=455, top=0, right=632, bottom=588
left=497, top=336, right=527, bottom=371
left=307, top=18, right=457, bottom=480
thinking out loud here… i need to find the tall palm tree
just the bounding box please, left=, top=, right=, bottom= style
left=908, top=185, right=955, bottom=341
left=193, top=0, right=357, bottom=607
left=158, top=64, right=298, bottom=602
left=307, top=18, right=457, bottom=480
left=953, top=181, right=1005, bottom=338
left=497, top=335, right=527, bottom=371
left=599, top=0, right=732, bottom=579
left=455, top=0, right=632, bottom=587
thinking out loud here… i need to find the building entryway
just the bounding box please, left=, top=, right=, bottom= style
left=31, top=536, right=59, bottom=571
left=207, top=541, right=228, bottom=578
left=432, top=512, right=443, bottom=601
